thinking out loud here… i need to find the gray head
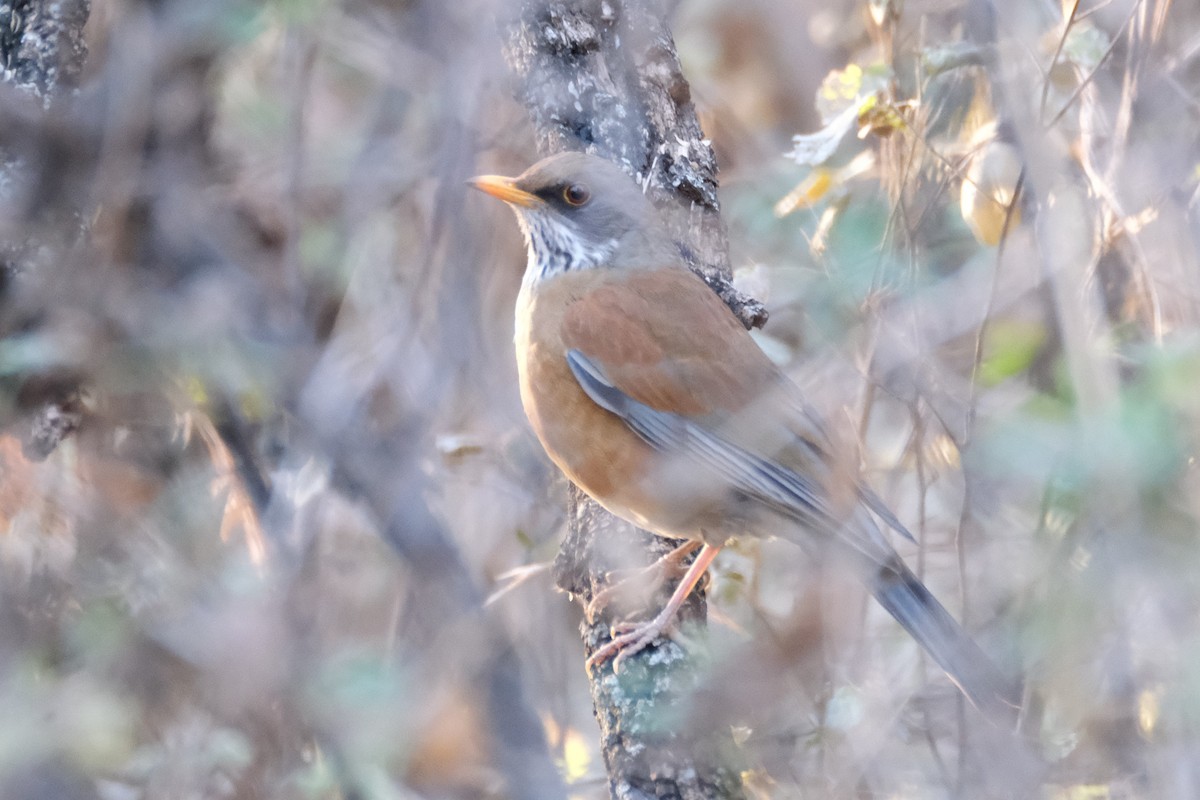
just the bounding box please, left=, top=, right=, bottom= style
left=471, top=152, right=674, bottom=281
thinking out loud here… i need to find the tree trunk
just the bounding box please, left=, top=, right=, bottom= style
left=500, top=2, right=758, bottom=797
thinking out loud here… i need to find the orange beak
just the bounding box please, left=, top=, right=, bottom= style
left=469, top=175, right=542, bottom=208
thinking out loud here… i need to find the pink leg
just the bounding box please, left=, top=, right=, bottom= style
left=585, top=543, right=721, bottom=673
left=584, top=540, right=702, bottom=623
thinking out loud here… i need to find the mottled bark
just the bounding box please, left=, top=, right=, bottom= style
left=501, top=2, right=751, bottom=797
left=0, top=0, right=91, bottom=459
left=0, top=0, right=90, bottom=98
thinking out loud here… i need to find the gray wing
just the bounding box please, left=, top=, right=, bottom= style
left=566, top=349, right=907, bottom=560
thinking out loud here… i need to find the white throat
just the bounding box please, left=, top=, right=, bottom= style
left=516, top=209, right=617, bottom=284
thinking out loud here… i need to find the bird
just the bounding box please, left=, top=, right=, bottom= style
left=470, top=151, right=1019, bottom=719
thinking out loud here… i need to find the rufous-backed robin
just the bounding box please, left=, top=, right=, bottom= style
left=471, top=151, right=1017, bottom=717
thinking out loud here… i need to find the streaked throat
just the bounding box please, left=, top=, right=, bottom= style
left=518, top=210, right=616, bottom=282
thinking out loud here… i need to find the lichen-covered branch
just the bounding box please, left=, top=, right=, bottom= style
left=0, top=0, right=90, bottom=99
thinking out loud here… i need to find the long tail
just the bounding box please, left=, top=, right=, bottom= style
left=871, top=560, right=1019, bottom=721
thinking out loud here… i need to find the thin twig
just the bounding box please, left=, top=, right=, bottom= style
left=1039, top=0, right=1082, bottom=121
left=1043, top=0, right=1144, bottom=129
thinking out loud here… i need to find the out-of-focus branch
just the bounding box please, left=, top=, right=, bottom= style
left=965, top=0, right=1175, bottom=783
left=0, top=2, right=570, bottom=795
left=296, top=378, right=568, bottom=800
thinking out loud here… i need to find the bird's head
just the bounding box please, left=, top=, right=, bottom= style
left=471, top=152, right=673, bottom=281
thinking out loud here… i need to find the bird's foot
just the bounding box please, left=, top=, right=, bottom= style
left=585, top=543, right=722, bottom=674
left=584, top=540, right=701, bottom=623
left=585, top=605, right=679, bottom=674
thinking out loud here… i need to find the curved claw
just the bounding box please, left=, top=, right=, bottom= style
left=584, top=543, right=722, bottom=675
left=585, top=613, right=674, bottom=674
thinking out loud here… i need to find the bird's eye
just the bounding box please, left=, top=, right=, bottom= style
left=562, top=183, right=591, bottom=207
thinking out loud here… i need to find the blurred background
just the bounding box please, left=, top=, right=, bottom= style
left=1, top=0, right=1198, bottom=797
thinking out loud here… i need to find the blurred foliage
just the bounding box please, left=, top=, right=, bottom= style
left=0, top=0, right=1198, bottom=798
